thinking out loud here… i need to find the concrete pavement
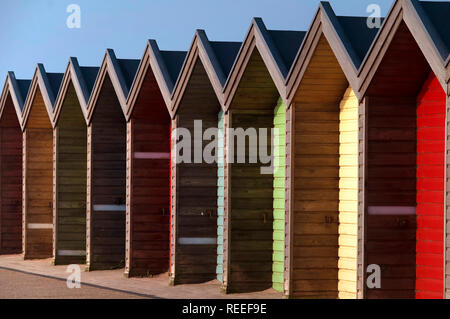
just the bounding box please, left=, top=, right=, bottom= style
left=0, top=254, right=282, bottom=299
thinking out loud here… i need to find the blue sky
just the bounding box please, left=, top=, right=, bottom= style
left=0, top=0, right=395, bottom=80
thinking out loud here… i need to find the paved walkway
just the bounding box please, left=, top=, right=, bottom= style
left=0, top=254, right=282, bottom=299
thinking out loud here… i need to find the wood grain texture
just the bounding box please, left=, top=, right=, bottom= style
left=23, top=89, right=53, bottom=259
left=86, top=74, right=126, bottom=270
left=53, top=82, right=87, bottom=265
left=0, top=94, right=23, bottom=254
left=366, top=96, right=417, bottom=299
left=125, top=66, right=171, bottom=277
left=290, top=35, right=348, bottom=299
left=171, top=59, right=220, bottom=285
left=225, top=49, right=277, bottom=293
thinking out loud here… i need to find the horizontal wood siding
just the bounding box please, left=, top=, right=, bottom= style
left=23, top=89, right=53, bottom=259
left=217, top=110, right=224, bottom=282
left=290, top=35, right=348, bottom=298
left=54, top=82, right=87, bottom=265
left=416, top=72, right=445, bottom=299
left=173, top=59, right=219, bottom=284
left=366, top=96, right=417, bottom=299
left=227, top=49, right=276, bottom=293
left=0, top=95, right=23, bottom=254
left=273, top=98, right=285, bottom=292
left=126, top=67, right=171, bottom=276
left=338, top=87, right=358, bottom=298
left=88, top=74, right=126, bottom=270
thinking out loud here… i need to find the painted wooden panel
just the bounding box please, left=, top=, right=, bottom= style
left=0, top=94, right=23, bottom=254
left=87, top=74, right=126, bottom=270
left=338, top=87, right=358, bottom=299
left=23, top=89, right=53, bottom=259
left=416, top=72, right=445, bottom=299
left=54, top=82, right=87, bottom=265
left=290, top=35, right=347, bottom=299
left=125, top=68, right=171, bottom=277
left=226, top=49, right=276, bottom=293
left=366, top=96, right=417, bottom=299
left=170, top=59, right=219, bottom=284
left=273, top=98, right=285, bottom=292
left=217, top=110, right=224, bottom=282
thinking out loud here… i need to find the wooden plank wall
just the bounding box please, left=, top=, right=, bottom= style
left=338, top=88, right=358, bottom=298
left=361, top=21, right=431, bottom=299
left=217, top=110, right=224, bottom=282
left=416, top=72, right=445, bottom=299
left=126, top=67, right=171, bottom=277
left=171, top=60, right=219, bottom=284
left=290, top=35, right=348, bottom=298
left=227, top=49, right=276, bottom=293
left=0, top=95, right=23, bottom=254
left=366, top=96, right=417, bottom=299
left=87, top=74, right=126, bottom=270
left=54, top=82, right=87, bottom=265
left=273, top=98, right=285, bottom=292
left=23, top=89, right=54, bottom=259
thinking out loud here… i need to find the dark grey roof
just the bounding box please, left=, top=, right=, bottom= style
left=210, top=41, right=242, bottom=79
left=268, top=30, right=306, bottom=76
left=16, top=79, right=31, bottom=110
left=46, top=72, right=64, bottom=107
left=117, top=59, right=140, bottom=91
left=337, top=16, right=384, bottom=68
left=159, top=51, right=187, bottom=87
left=417, top=1, right=450, bottom=61
left=80, top=66, right=100, bottom=97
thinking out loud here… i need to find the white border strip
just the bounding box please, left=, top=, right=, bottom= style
left=368, top=206, right=416, bottom=216
left=27, top=223, right=53, bottom=229
left=58, top=250, right=86, bottom=256
left=178, top=237, right=217, bottom=245
left=134, top=152, right=170, bottom=159
left=93, top=205, right=126, bottom=211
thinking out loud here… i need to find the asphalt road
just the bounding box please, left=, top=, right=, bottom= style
left=0, top=268, right=149, bottom=299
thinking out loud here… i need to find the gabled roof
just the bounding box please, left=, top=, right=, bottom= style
left=21, top=64, right=63, bottom=130
left=358, top=0, right=449, bottom=98
left=126, top=40, right=187, bottom=120
left=170, top=30, right=241, bottom=117
left=86, top=49, right=140, bottom=123
left=286, top=1, right=382, bottom=105
left=0, top=72, right=31, bottom=126
left=52, top=57, right=100, bottom=126
left=223, top=17, right=306, bottom=110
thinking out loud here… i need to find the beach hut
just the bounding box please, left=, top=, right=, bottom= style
left=357, top=0, right=450, bottom=299
left=221, top=18, right=305, bottom=293
left=284, top=2, right=381, bottom=299
left=85, top=49, right=139, bottom=270
left=51, top=57, right=99, bottom=265
left=21, top=64, right=63, bottom=259
left=168, top=30, right=241, bottom=285
left=0, top=72, right=30, bottom=254
left=124, top=40, right=186, bottom=277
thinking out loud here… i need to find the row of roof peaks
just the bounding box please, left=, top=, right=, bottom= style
left=2, top=0, right=450, bottom=128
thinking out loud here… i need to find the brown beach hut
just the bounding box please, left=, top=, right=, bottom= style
left=21, top=64, right=63, bottom=259
left=284, top=2, right=381, bottom=299
left=124, top=40, right=186, bottom=277
left=168, top=30, right=241, bottom=285
left=51, top=57, right=99, bottom=265
left=221, top=18, right=305, bottom=293
left=85, top=49, right=139, bottom=270
left=0, top=72, right=30, bottom=254
left=357, top=0, right=450, bottom=299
